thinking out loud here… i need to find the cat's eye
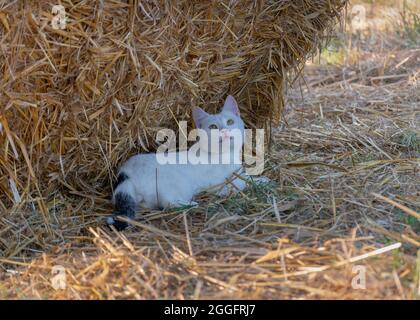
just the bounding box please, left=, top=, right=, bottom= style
left=227, top=119, right=234, bottom=125
left=208, top=124, right=218, bottom=130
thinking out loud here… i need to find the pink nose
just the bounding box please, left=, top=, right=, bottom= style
left=220, top=129, right=230, bottom=139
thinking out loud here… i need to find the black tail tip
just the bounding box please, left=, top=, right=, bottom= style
left=106, top=216, right=129, bottom=231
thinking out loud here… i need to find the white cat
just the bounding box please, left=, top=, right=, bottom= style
left=107, top=95, right=261, bottom=230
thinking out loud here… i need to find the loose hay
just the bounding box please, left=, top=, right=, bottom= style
left=0, top=228, right=413, bottom=299
left=0, top=0, right=346, bottom=208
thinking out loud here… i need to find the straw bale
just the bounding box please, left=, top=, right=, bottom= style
left=0, top=0, right=346, bottom=206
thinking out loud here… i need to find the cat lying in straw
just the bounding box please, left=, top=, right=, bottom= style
left=107, top=95, right=268, bottom=230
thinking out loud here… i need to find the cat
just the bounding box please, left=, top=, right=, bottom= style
left=107, top=95, right=261, bottom=230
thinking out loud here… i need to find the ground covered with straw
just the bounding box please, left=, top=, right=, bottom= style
left=0, top=0, right=419, bottom=299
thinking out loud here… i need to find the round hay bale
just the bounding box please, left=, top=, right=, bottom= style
left=0, top=0, right=346, bottom=207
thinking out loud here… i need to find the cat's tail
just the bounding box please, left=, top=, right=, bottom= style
left=107, top=172, right=138, bottom=231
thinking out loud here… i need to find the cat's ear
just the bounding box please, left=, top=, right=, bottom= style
left=192, top=107, right=208, bottom=128
left=222, top=95, right=240, bottom=116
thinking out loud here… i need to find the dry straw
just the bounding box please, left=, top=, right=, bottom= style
left=0, top=3, right=419, bottom=297
left=0, top=1, right=346, bottom=215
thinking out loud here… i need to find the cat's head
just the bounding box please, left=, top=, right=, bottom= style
left=192, top=95, right=245, bottom=154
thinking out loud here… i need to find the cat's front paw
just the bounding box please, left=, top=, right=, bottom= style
left=216, top=179, right=247, bottom=196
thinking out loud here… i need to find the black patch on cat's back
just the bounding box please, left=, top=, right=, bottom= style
left=113, top=172, right=129, bottom=190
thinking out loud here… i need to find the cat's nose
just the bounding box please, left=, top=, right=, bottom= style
left=220, top=129, right=230, bottom=138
